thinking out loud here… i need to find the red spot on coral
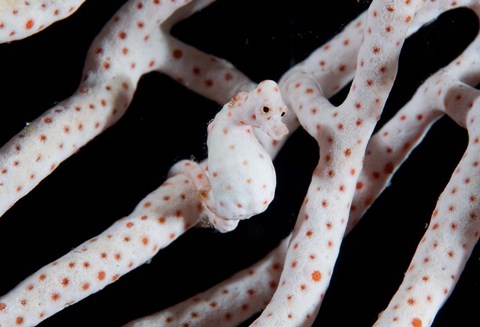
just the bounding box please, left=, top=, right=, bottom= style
left=61, top=278, right=69, bottom=287
left=312, top=270, right=322, bottom=282
left=25, top=19, right=34, bottom=30
left=98, top=271, right=106, bottom=281
left=118, top=31, right=127, bottom=39
left=384, top=162, right=394, bottom=174
left=173, top=49, right=183, bottom=59
left=204, top=79, right=214, bottom=87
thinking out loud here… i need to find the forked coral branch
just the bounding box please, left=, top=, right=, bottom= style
left=0, top=0, right=252, bottom=219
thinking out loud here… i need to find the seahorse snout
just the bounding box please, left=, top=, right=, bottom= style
left=267, top=122, right=289, bottom=140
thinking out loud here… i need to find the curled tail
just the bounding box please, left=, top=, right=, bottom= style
left=168, top=159, right=238, bottom=233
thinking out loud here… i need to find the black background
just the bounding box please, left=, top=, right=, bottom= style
left=0, top=0, right=479, bottom=326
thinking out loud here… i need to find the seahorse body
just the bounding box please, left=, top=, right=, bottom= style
left=205, top=80, right=288, bottom=230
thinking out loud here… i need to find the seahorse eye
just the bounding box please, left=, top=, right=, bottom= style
left=281, top=111, right=286, bottom=117
left=263, top=106, right=270, bottom=113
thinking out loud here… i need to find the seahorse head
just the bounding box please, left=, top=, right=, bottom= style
left=246, top=80, right=289, bottom=140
